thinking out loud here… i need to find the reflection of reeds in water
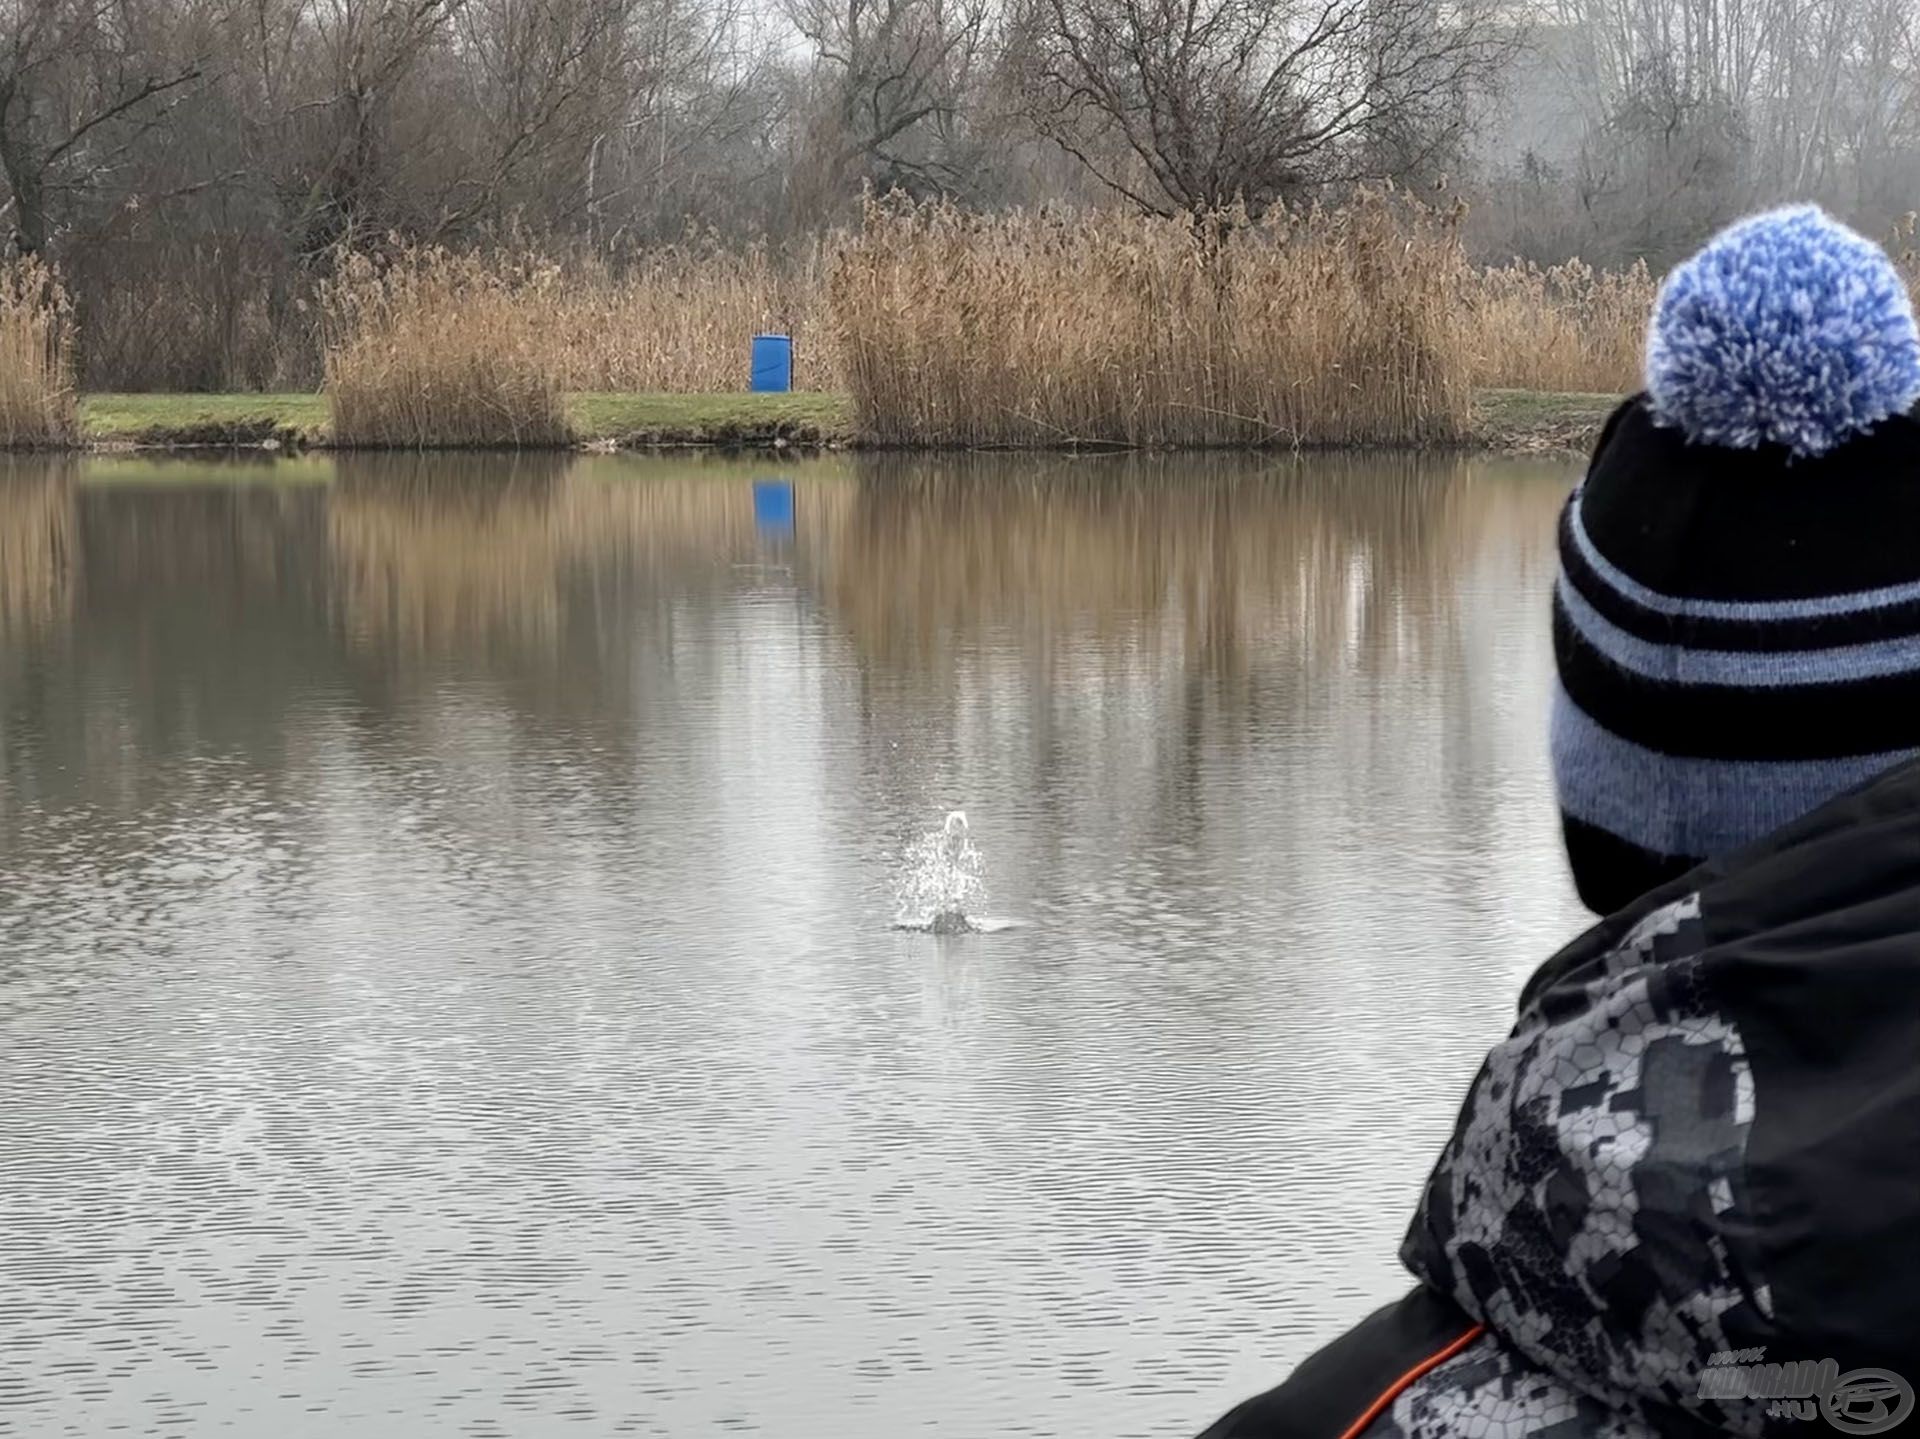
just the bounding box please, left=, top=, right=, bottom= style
left=329, top=454, right=576, bottom=652
left=0, top=464, right=76, bottom=636
left=70, top=479, right=325, bottom=603
left=326, top=454, right=854, bottom=654
left=819, top=453, right=1571, bottom=684
left=323, top=449, right=1570, bottom=691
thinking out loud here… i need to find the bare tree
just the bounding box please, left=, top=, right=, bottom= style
left=241, top=0, right=463, bottom=256
left=784, top=0, right=991, bottom=213
left=0, top=0, right=221, bottom=253
left=436, top=0, right=642, bottom=235
left=1013, top=0, right=1517, bottom=217
left=1504, top=0, right=1920, bottom=262
left=583, top=0, right=785, bottom=243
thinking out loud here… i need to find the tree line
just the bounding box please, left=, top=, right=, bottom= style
left=5, top=0, right=1918, bottom=388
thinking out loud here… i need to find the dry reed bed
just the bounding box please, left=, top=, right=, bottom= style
left=323, top=250, right=572, bottom=448
left=0, top=259, right=78, bottom=449
left=545, top=240, right=835, bottom=393
left=0, top=206, right=1676, bottom=450
left=1466, top=259, right=1654, bottom=395
left=310, top=201, right=1665, bottom=450
left=830, top=196, right=1476, bottom=448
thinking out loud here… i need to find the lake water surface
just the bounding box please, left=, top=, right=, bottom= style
left=0, top=450, right=1588, bottom=1438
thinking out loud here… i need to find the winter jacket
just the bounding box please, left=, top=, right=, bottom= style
left=1199, top=755, right=1920, bottom=1437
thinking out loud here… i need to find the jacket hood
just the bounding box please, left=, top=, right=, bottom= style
left=1401, top=755, right=1920, bottom=1434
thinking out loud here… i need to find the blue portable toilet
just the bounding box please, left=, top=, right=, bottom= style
left=753, top=480, right=795, bottom=543
left=751, top=334, right=793, bottom=393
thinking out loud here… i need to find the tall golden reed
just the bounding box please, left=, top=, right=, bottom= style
left=0, top=258, right=77, bottom=448
left=1466, top=259, right=1654, bottom=394
left=311, top=208, right=1678, bottom=449
left=547, top=238, right=835, bottom=393
left=828, top=193, right=1476, bottom=448
left=323, top=248, right=571, bottom=448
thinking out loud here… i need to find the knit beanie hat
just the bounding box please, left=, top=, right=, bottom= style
left=1553, top=204, right=1920, bottom=914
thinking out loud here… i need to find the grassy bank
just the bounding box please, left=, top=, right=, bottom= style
left=84, top=393, right=332, bottom=447
left=77, top=389, right=1610, bottom=454
left=1470, top=390, right=1620, bottom=452
left=82, top=391, right=859, bottom=451
left=569, top=393, right=855, bottom=447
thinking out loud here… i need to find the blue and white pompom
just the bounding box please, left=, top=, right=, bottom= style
left=1645, top=205, right=1920, bottom=457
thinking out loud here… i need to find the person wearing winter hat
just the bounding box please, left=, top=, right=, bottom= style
left=1195, top=205, right=1920, bottom=1438
left=1555, top=203, right=1920, bottom=915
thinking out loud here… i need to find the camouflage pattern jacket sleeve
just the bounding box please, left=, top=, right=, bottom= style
left=1198, top=756, right=1920, bottom=1439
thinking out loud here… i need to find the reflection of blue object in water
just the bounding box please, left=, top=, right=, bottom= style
left=753, top=480, right=794, bottom=542
left=751, top=334, right=793, bottom=392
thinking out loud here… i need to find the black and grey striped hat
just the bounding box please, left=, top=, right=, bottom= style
left=1553, top=206, right=1920, bottom=913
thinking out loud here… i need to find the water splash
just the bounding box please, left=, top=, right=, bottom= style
left=893, top=811, right=986, bottom=934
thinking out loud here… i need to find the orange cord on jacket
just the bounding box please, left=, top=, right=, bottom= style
left=1333, top=1324, right=1486, bottom=1439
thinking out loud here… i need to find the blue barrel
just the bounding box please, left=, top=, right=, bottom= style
left=751, top=334, right=793, bottom=393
